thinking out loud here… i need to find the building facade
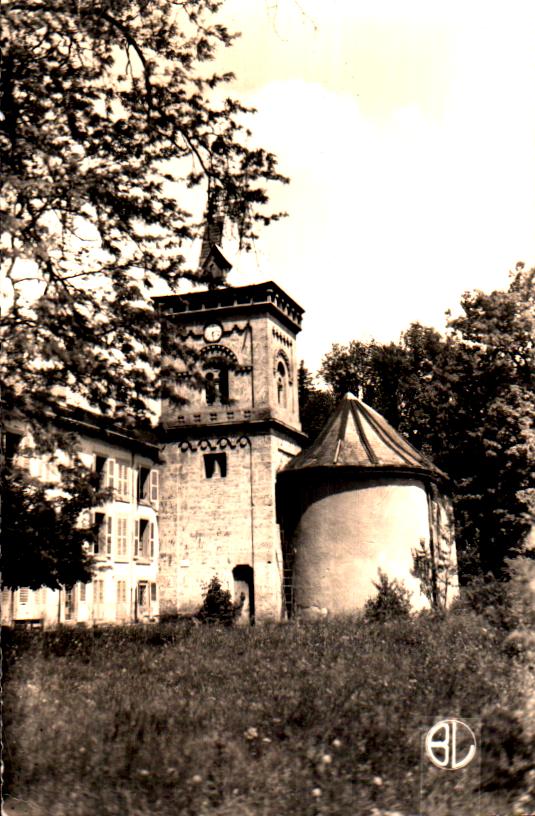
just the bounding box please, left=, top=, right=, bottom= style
left=156, top=282, right=307, bottom=622
left=2, top=417, right=161, bottom=627
left=2, top=281, right=307, bottom=627
left=3, top=281, right=458, bottom=627
left=277, top=392, right=458, bottom=617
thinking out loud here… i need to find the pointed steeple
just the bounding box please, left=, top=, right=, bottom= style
left=199, top=192, right=232, bottom=288
left=284, top=392, right=446, bottom=480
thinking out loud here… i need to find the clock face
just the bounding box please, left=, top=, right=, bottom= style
left=204, top=323, right=222, bottom=343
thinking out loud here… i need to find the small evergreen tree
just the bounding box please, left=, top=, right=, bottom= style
left=364, top=570, right=412, bottom=622
left=196, top=576, right=236, bottom=626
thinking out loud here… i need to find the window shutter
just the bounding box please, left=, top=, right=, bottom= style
left=134, top=519, right=140, bottom=557
left=150, top=523, right=155, bottom=558
left=150, top=469, right=159, bottom=502
left=106, top=458, right=115, bottom=489
left=106, top=516, right=113, bottom=555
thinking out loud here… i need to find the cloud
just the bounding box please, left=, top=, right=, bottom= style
left=226, top=68, right=534, bottom=371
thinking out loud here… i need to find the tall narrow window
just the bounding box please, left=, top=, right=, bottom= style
left=95, top=513, right=112, bottom=556
left=205, top=371, right=217, bottom=405
left=150, top=523, right=155, bottom=558
left=203, top=452, right=227, bottom=479
left=204, top=365, right=229, bottom=405
left=138, top=467, right=150, bottom=502
left=79, top=583, right=86, bottom=603
left=277, top=361, right=288, bottom=407
left=95, top=455, right=107, bottom=487
left=138, top=582, right=148, bottom=612
left=65, top=588, right=75, bottom=621
left=135, top=519, right=150, bottom=558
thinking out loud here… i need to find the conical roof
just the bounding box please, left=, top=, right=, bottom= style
left=284, top=393, right=446, bottom=481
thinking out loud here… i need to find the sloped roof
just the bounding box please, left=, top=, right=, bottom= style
left=284, top=392, right=446, bottom=480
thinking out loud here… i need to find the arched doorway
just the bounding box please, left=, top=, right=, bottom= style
left=232, top=565, right=255, bottom=625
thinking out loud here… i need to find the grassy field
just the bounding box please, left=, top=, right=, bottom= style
left=2, top=611, right=534, bottom=816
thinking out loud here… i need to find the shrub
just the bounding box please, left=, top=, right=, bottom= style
left=363, top=569, right=412, bottom=622
left=195, top=576, right=237, bottom=626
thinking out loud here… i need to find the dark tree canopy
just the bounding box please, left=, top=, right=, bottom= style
left=1, top=0, right=288, bottom=588
left=1, top=461, right=108, bottom=590
left=319, top=267, right=535, bottom=579
left=297, top=362, right=335, bottom=443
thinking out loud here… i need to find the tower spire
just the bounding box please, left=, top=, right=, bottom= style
left=199, top=190, right=232, bottom=288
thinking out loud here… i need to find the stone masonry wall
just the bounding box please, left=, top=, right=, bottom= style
left=158, top=428, right=302, bottom=620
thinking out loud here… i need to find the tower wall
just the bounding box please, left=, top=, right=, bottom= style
left=289, top=476, right=450, bottom=617
left=156, top=283, right=305, bottom=621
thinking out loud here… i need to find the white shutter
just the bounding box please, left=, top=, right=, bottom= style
left=106, top=459, right=115, bottom=489
left=150, top=469, right=159, bottom=502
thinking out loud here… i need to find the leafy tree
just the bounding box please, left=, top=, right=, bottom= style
left=297, top=362, right=335, bottom=443
left=0, top=0, right=287, bottom=588
left=444, top=265, right=534, bottom=576
left=1, top=460, right=108, bottom=590
left=319, top=267, right=535, bottom=579
left=320, top=324, right=452, bottom=454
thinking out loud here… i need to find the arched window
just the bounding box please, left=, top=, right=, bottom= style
left=204, top=364, right=229, bottom=405
left=276, top=361, right=287, bottom=407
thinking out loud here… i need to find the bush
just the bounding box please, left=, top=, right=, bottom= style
left=195, top=576, right=237, bottom=626
left=363, top=569, right=412, bottom=622
left=456, top=559, right=535, bottom=632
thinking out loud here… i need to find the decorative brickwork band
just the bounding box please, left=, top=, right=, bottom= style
left=178, top=436, right=251, bottom=453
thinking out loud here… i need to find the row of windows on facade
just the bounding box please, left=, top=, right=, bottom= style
left=92, top=514, right=156, bottom=559
left=96, top=458, right=159, bottom=504
left=7, top=442, right=159, bottom=505
left=66, top=580, right=157, bottom=619
left=203, top=361, right=290, bottom=407
left=8, top=581, right=157, bottom=617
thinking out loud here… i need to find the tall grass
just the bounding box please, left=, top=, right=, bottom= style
left=2, top=612, right=533, bottom=816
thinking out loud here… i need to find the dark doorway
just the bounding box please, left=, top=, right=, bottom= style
left=232, top=565, right=255, bottom=625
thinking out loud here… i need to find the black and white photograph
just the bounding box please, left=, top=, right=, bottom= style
left=2, top=1, right=534, bottom=814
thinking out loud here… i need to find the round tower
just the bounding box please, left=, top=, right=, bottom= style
left=276, top=393, right=457, bottom=617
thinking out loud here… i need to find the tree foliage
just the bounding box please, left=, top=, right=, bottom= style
left=1, top=459, right=109, bottom=590
left=0, top=0, right=287, bottom=588
left=297, top=361, right=335, bottom=442
left=319, top=267, right=535, bottom=579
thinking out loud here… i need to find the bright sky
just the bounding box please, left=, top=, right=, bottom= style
left=210, top=0, right=535, bottom=372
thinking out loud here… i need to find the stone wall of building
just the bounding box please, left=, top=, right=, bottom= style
left=157, top=283, right=306, bottom=622
left=158, top=428, right=302, bottom=621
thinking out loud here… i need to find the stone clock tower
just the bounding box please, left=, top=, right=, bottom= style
left=154, top=282, right=306, bottom=622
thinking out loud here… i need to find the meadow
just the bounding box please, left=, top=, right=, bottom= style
left=2, top=610, right=534, bottom=816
